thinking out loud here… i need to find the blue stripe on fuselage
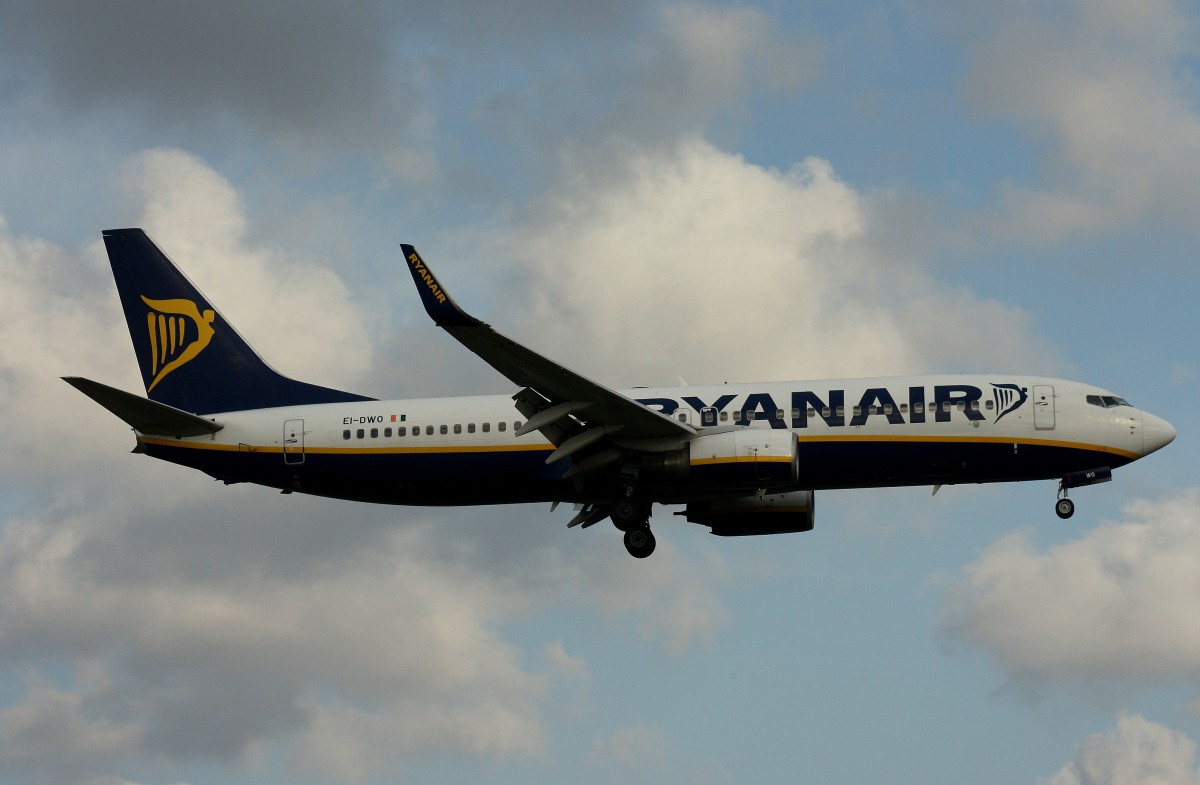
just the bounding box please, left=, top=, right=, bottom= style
left=140, top=433, right=1131, bottom=505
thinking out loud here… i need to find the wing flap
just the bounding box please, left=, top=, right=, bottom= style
left=64, top=376, right=224, bottom=437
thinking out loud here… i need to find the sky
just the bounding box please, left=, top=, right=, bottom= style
left=0, top=1, right=1198, bottom=783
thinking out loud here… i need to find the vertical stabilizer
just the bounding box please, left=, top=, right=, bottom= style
left=103, top=228, right=373, bottom=414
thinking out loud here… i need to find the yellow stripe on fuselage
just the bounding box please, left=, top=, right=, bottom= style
left=690, top=455, right=795, bottom=466
left=138, top=432, right=1139, bottom=462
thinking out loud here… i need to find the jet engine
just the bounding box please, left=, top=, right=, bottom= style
left=686, top=429, right=799, bottom=488
left=681, top=490, right=815, bottom=536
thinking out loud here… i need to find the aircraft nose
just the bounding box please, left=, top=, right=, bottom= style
left=1142, top=412, right=1177, bottom=456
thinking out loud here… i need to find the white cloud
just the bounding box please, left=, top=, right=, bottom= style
left=0, top=216, right=135, bottom=480
left=590, top=721, right=670, bottom=770
left=119, top=148, right=373, bottom=389
left=962, top=0, right=1200, bottom=241
left=513, top=136, right=1054, bottom=386
left=0, top=146, right=744, bottom=782
left=1040, top=712, right=1200, bottom=785
left=938, top=488, right=1200, bottom=683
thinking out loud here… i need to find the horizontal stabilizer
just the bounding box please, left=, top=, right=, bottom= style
left=64, top=377, right=224, bottom=437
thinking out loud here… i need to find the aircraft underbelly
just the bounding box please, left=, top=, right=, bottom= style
left=142, top=431, right=1133, bottom=506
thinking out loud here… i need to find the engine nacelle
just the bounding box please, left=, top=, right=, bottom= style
left=687, top=429, right=799, bottom=489
left=682, top=490, right=815, bottom=537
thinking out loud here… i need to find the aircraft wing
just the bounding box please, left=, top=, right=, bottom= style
left=401, top=245, right=694, bottom=458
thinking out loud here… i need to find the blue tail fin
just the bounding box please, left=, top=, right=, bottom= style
left=103, top=228, right=374, bottom=414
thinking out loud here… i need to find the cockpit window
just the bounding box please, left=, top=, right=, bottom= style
left=1087, top=394, right=1131, bottom=408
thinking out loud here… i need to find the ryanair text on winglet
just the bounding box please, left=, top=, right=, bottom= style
left=408, top=252, right=447, bottom=304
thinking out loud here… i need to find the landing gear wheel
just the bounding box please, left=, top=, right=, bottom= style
left=1055, top=498, right=1075, bottom=519
left=623, top=526, right=656, bottom=559
left=610, top=500, right=642, bottom=532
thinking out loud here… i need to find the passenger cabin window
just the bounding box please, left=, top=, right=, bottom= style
left=384, top=427, right=392, bottom=437
left=398, top=426, right=406, bottom=436
left=454, top=424, right=462, bottom=434
left=370, top=428, right=378, bottom=438
left=356, top=429, right=365, bottom=439
left=426, top=425, right=434, bottom=436
left=482, top=422, right=491, bottom=433
left=440, top=425, right=448, bottom=435
left=343, top=430, right=351, bottom=440
left=499, top=422, right=506, bottom=432
left=468, top=423, right=475, bottom=433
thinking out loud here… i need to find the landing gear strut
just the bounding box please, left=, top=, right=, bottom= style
left=1055, top=480, right=1075, bottom=519
left=1055, top=467, right=1112, bottom=520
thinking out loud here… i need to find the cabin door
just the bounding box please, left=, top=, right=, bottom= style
left=283, top=419, right=306, bottom=464
left=1032, top=385, right=1055, bottom=430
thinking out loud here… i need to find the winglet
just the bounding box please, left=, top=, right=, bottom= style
left=401, top=245, right=478, bottom=328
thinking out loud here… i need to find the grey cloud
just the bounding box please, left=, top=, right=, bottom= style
left=956, top=0, right=1200, bottom=241
left=0, top=0, right=410, bottom=158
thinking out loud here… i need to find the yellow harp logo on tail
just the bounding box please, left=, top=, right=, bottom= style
left=141, top=296, right=216, bottom=392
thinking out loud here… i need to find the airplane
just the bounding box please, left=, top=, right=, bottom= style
left=67, top=228, right=1177, bottom=558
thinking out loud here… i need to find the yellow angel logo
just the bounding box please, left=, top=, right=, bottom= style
left=141, top=296, right=216, bottom=392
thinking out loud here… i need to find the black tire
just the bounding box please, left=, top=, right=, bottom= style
left=623, top=527, right=656, bottom=559
left=1055, top=498, right=1075, bottom=519
left=611, top=500, right=643, bottom=529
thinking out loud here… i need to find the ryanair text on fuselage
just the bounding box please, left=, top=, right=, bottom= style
left=635, top=382, right=1028, bottom=429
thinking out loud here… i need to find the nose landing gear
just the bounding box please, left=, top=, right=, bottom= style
left=1055, top=467, right=1112, bottom=520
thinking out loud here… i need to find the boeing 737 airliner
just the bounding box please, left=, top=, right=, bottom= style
left=68, top=229, right=1176, bottom=558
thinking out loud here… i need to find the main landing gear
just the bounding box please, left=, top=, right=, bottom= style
left=610, top=497, right=655, bottom=558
